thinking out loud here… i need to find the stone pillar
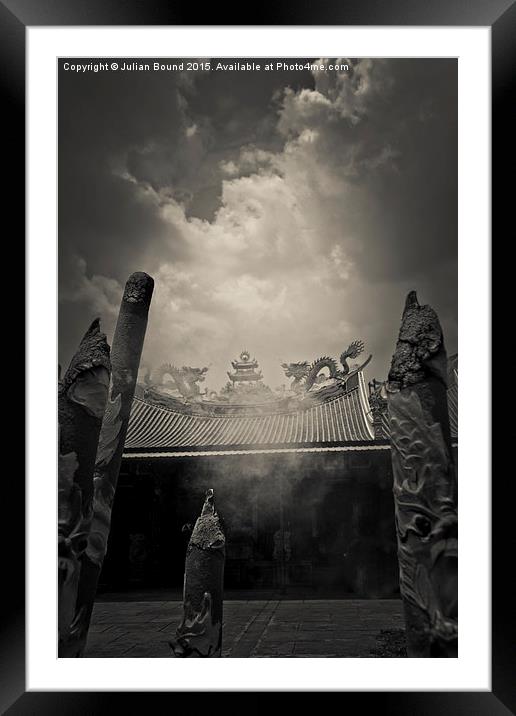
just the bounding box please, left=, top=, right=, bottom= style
left=58, top=319, right=111, bottom=656
left=387, top=291, right=458, bottom=657
left=73, top=272, right=154, bottom=656
left=170, top=489, right=226, bottom=657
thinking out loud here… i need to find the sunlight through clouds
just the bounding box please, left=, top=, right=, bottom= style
left=59, top=58, right=457, bottom=390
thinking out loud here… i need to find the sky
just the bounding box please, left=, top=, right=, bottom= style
left=58, top=58, right=457, bottom=393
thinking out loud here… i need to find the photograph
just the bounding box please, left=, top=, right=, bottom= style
left=0, top=0, right=505, bottom=705
left=57, top=56, right=458, bottom=660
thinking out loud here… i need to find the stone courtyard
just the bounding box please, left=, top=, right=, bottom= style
left=84, top=597, right=405, bottom=658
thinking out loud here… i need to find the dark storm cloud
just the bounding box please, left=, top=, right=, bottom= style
left=59, top=66, right=190, bottom=276
left=58, top=58, right=457, bottom=387
left=279, top=59, right=457, bottom=280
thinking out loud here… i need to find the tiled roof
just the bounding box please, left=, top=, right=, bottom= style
left=122, top=362, right=458, bottom=456
left=124, top=377, right=374, bottom=454
left=447, top=371, right=458, bottom=440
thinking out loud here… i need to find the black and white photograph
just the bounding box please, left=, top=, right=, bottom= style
left=57, top=56, right=459, bottom=660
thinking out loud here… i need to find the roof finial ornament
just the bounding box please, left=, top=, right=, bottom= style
left=228, top=350, right=262, bottom=384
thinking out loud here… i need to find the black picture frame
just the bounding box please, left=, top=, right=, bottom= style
left=7, top=0, right=511, bottom=712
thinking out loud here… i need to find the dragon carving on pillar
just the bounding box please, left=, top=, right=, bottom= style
left=387, top=291, right=458, bottom=657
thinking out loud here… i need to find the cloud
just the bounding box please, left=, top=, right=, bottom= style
left=211, top=275, right=288, bottom=318
left=59, top=256, right=122, bottom=316
left=278, top=59, right=390, bottom=135
left=220, top=147, right=277, bottom=177
left=59, top=59, right=457, bottom=390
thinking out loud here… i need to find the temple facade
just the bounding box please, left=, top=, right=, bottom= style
left=100, top=348, right=458, bottom=598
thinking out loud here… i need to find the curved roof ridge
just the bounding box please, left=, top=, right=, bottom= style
left=135, top=380, right=363, bottom=419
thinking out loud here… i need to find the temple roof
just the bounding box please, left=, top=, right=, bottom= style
left=447, top=354, right=458, bottom=439
left=123, top=356, right=458, bottom=457
left=123, top=372, right=375, bottom=456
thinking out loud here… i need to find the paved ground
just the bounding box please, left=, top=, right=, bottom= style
left=84, top=599, right=404, bottom=657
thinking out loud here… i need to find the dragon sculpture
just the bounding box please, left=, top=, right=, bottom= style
left=151, top=363, right=209, bottom=400
left=282, top=340, right=372, bottom=393
left=281, top=361, right=310, bottom=393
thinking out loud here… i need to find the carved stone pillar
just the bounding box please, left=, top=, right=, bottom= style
left=58, top=319, right=111, bottom=656
left=387, top=291, right=458, bottom=657
left=170, top=489, right=226, bottom=657
left=74, top=272, right=154, bottom=656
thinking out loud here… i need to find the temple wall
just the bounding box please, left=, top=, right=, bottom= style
left=100, top=448, right=401, bottom=598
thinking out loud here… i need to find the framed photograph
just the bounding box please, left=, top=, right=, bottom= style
left=8, top=0, right=510, bottom=711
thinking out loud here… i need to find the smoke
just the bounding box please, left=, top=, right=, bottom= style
left=181, top=450, right=390, bottom=547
